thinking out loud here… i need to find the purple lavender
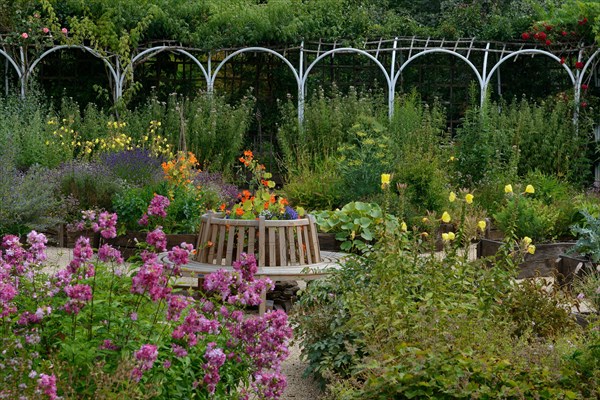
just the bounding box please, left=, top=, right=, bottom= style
left=193, top=171, right=239, bottom=207
left=283, top=206, right=299, bottom=220
left=100, top=149, right=164, bottom=186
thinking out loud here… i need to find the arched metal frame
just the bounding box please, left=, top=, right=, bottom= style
left=27, top=45, right=120, bottom=100
left=3, top=43, right=598, bottom=125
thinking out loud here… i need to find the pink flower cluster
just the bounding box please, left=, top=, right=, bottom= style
left=0, top=231, right=48, bottom=318
left=146, top=227, right=167, bottom=252
left=37, top=373, right=58, bottom=400
left=70, top=209, right=118, bottom=239
left=132, top=344, right=158, bottom=381
left=172, top=308, right=220, bottom=347
left=202, top=342, right=226, bottom=394
left=138, top=194, right=171, bottom=226
left=98, top=243, right=124, bottom=264
left=64, top=284, right=93, bottom=314
left=204, top=253, right=273, bottom=306
left=131, top=251, right=171, bottom=301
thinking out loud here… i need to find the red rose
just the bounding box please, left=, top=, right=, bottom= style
left=581, top=102, right=588, bottom=108
left=521, top=32, right=530, bottom=40
left=575, top=61, right=584, bottom=69
left=537, top=32, right=547, bottom=40
left=582, top=84, right=588, bottom=91
left=545, top=25, right=552, bottom=31
left=561, top=31, right=567, bottom=36
left=578, top=17, right=588, bottom=25
left=545, top=40, right=552, bottom=45
left=560, top=57, right=566, bottom=65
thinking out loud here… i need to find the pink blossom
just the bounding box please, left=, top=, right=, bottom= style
left=99, top=339, right=119, bottom=350
left=135, top=344, right=158, bottom=371
left=64, top=284, right=92, bottom=314
left=42, top=27, right=49, bottom=34
left=147, top=227, right=167, bottom=252
left=61, top=27, right=68, bottom=35
left=166, top=294, right=191, bottom=321
left=138, top=213, right=149, bottom=226
left=202, top=342, right=226, bottom=394
left=21, top=33, right=28, bottom=39
left=147, top=194, right=170, bottom=218
left=172, top=344, right=188, bottom=357
left=97, top=244, right=124, bottom=264
left=37, top=373, right=58, bottom=400
left=26, top=231, right=47, bottom=262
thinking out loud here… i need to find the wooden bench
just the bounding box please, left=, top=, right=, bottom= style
left=161, top=213, right=347, bottom=314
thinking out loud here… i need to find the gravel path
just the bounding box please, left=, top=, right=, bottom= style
left=44, top=247, right=322, bottom=399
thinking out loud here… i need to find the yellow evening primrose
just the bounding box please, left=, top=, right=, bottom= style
left=504, top=184, right=513, bottom=194
left=477, top=220, right=487, bottom=231
left=441, top=211, right=451, bottom=223
left=442, top=233, right=449, bottom=241
left=448, top=232, right=455, bottom=240
left=449, top=192, right=457, bottom=202
left=465, top=193, right=474, bottom=204
left=422, top=217, right=429, bottom=223
left=381, top=173, right=391, bottom=185
left=525, top=184, right=535, bottom=194
left=523, top=236, right=532, bottom=246
left=527, top=244, right=536, bottom=255
left=401, top=221, right=407, bottom=232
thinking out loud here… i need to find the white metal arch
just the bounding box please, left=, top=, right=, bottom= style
left=578, top=49, right=600, bottom=85
left=485, top=49, right=576, bottom=88
left=301, top=48, right=393, bottom=121
left=395, top=48, right=484, bottom=95
left=28, top=45, right=118, bottom=85
left=302, top=48, right=391, bottom=93
left=0, top=49, right=23, bottom=79
left=120, top=46, right=210, bottom=93
left=210, top=47, right=301, bottom=89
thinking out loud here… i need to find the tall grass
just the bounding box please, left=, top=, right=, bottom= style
left=455, top=95, right=592, bottom=187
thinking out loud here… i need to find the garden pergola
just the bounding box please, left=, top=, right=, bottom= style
left=1, top=37, right=599, bottom=124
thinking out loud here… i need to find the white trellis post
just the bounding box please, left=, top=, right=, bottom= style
left=388, top=38, right=398, bottom=121
left=298, top=42, right=305, bottom=126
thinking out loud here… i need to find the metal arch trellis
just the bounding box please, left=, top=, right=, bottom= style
left=2, top=39, right=598, bottom=125
left=27, top=45, right=120, bottom=101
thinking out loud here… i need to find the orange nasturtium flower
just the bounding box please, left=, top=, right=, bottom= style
left=243, top=150, right=254, bottom=158
left=235, top=208, right=244, bottom=216
left=219, top=203, right=226, bottom=212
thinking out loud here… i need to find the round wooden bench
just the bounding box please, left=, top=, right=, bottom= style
left=163, top=213, right=347, bottom=314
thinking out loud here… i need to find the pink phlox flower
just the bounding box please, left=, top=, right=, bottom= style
left=135, top=344, right=158, bottom=371
left=99, top=339, right=119, bottom=350
left=166, top=294, right=191, bottom=321
left=167, top=242, right=193, bottom=267
left=72, top=237, right=93, bottom=262
left=138, top=213, right=149, bottom=226
left=236, top=310, right=292, bottom=371
left=202, top=342, right=226, bottom=394
left=251, top=370, right=287, bottom=399
left=26, top=231, right=47, bottom=262
left=98, top=244, right=124, bottom=264
left=232, top=253, right=258, bottom=281
left=96, top=211, right=118, bottom=239
left=64, top=284, right=92, bottom=314
left=146, top=227, right=167, bottom=252
left=37, top=373, right=58, bottom=400
left=147, top=194, right=170, bottom=218
left=171, top=343, right=188, bottom=358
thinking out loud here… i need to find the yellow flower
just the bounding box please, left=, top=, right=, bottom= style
left=401, top=221, right=407, bottom=232
left=421, top=232, right=429, bottom=238
left=504, top=184, right=513, bottom=194
left=422, top=217, right=429, bottom=223
left=448, top=192, right=456, bottom=202
left=527, top=244, right=536, bottom=255
left=477, top=220, right=487, bottom=231
left=381, top=173, right=391, bottom=185
left=465, top=193, right=474, bottom=204
left=441, top=211, right=451, bottom=223
left=525, top=184, right=535, bottom=194
left=442, top=232, right=455, bottom=242
left=523, top=236, right=532, bottom=246
left=448, top=156, right=457, bottom=162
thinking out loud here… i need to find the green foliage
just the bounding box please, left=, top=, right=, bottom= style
left=124, top=93, right=254, bottom=175
left=294, top=212, right=594, bottom=399
left=456, top=96, right=593, bottom=188
left=494, top=179, right=577, bottom=242
left=314, top=201, right=398, bottom=252
left=0, top=163, right=62, bottom=235
left=570, top=210, right=600, bottom=263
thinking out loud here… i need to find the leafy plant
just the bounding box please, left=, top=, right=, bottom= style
left=314, top=201, right=398, bottom=252
left=570, top=210, right=600, bottom=263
